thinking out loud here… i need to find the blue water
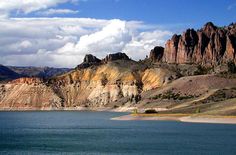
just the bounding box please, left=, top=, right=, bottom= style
left=0, top=112, right=236, bottom=155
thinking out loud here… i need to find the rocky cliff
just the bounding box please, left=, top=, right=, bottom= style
left=0, top=54, right=177, bottom=109
left=48, top=56, right=177, bottom=108
left=0, top=22, right=236, bottom=111
left=151, top=22, right=236, bottom=66
left=0, top=77, right=61, bottom=110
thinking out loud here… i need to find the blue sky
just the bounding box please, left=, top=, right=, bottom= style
left=0, top=0, right=235, bottom=67
left=23, top=0, right=236, bottom=29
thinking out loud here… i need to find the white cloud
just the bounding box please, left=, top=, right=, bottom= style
left=56, top=19, right=132, bottom=57
left=227, top=3, right=236, bottom=10
left=0, top=0, right=78, bottom=17
left=0, top=18, right=173, bottom=68
left=123, top=30, right=173, bottom=60
left=37, top=9, right=79, bottom=16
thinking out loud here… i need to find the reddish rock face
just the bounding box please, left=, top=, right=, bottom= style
left=162, top=22, right=236, bottom=66
left=163, top=34, right=180, bottom=63
left=149, top=46, right=164, bottom=62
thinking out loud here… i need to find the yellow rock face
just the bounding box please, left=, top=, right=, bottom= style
left=141, top=68, right=174, bottom=91
left=0, top=61, right=176, bottom=109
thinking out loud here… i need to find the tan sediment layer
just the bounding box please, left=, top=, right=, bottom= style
left=0, top=107, right=113, bottom=111
left=111, top=114, right=236, bottom=124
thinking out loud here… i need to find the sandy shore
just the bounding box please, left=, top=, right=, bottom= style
left=112, top=114, right=236, bottom=124
left=179, top=116, right=236, bottom=124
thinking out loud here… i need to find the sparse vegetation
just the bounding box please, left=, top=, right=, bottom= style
left=129, top=94, right=141, bottom=103
left=194, top=65, right=212, bottom=75
left=101, top=74, right=108, bottom=86
left=113, top=105, right=119, bottom=108
left=227, top=61, right=236, bottom=73
left=132, top=109, right=138, bottom=114
left=150, top=90, right=194, bottom=100
left=200, top=88, right=236, bottom=104
left=195, top=107, right=201, bottom=113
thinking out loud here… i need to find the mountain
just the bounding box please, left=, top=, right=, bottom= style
left=0, top=65, right=20, bottom=81
left=8, top=66, right=71, bottom=79
left=150, top=22, right=236, bottom=66
left=0, top=22, right=236, bottom=115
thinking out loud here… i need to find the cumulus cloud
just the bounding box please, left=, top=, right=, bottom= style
left=0, top=18, right=173, bottom=67
left=123, top=30, right=172, bottom=60
left=56, top=20, right=132, bottom=57
left=227, top=3, right=236, bottom=10
left=0, top=0, right=78, bottom=17
left=0, top=0, right=175, bottom=68
left=37, top=9, right=79, bottom=16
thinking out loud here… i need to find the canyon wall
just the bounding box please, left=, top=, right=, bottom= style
left=0, top=54, right=177, bottom=109
left=0, top=22, right=235, bottom=110
left=150, top=22, right=236, bottom=66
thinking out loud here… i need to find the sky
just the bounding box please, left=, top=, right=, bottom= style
left=0, top=0, right=235, bottom=68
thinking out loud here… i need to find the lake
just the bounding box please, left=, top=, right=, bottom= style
left=0, top=111, right=236, bottom=155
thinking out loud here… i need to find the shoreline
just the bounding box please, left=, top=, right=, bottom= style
left=0, top=106, right=137, bottom=112
left=1, top=108, right=236, bottom=124
left=111, top=114, right=236, bottom=124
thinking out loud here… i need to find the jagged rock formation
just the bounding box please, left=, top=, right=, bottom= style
left=152, top=22, right=236, bottom=66
left=0, top=22, right=236, bottom=112
left=102, top=52, right=130, bottom=63
left=77, top=54, right=101, bottom=69
left=149, top=46, right=164, bottom=62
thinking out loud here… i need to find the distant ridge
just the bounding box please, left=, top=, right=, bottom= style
left=0, top=65, right=20, bottom=81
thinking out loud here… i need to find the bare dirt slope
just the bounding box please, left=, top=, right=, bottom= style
left=137, top=74, right=236, bottom=115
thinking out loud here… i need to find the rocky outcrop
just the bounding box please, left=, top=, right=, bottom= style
left=77, top=54, right=101, bottom=69
left=0, top=59, right=177, bottom=109
left=49, top=59, right=176, bottom=107
left=77, top=52, right=130, bottom=68
left=149, top=46, right=164, bottom=62
left=162, top=34, right=180, bottom=63
left=160, top=22, right=236, bottom=66
left=102, top=52, right=130, bottom=63
left=9, top=77, right=43, bottom=85
left=0, top=77, right=61, bottom=110
left=1, top=22, right=236, bottom=111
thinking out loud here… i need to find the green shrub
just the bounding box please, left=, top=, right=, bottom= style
left=194, top=65, right=212, bottom=75
left=227, top=61, right=236, bottom=73
left=132, top=109, right=138, bottom=114
left=144, top=109, right=158, bottom=114
left=195, top=108, right=201, bottom=113
left=151, top=91, right=194, bottom=100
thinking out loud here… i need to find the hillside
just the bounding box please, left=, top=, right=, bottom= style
left=0, top=22, right=235, bottom=115
left=0, top=65, right=20, bottom=82
left=8, top=66, right=71, bottom=79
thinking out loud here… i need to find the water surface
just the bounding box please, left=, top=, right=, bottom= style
left=0, top=111, right=236, bottom=155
